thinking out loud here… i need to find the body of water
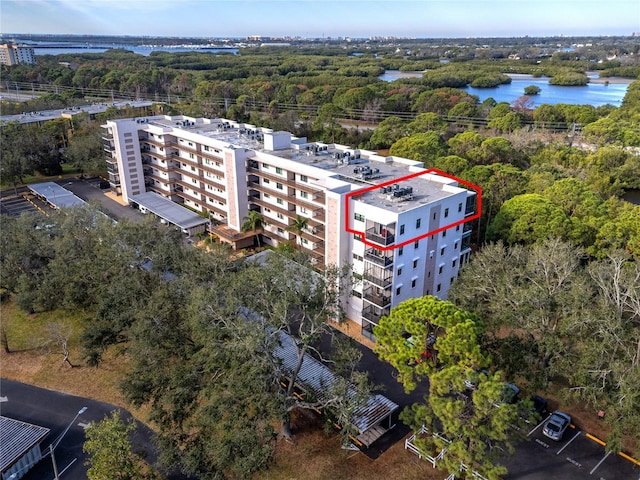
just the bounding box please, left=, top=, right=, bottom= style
left=380, top=71, right=631, bottom=107
left=34, top=45, right=238, bottom=56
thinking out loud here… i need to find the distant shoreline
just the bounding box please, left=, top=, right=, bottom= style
left=508, top=73, right=634, bottom=85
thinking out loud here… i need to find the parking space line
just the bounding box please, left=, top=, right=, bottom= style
left=590, top=451, right=610, bottom=474
left=557, top=430, right=581, bottom=455
left=528, top=414, right=550, bottom=436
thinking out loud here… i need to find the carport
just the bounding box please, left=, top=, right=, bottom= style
left=0, top=416, right=50, bottom=480
left=273, top=329, right=399, bottom=448
left=28, top=182, right=86, bottom=209
left=130, top=192, right=209, bottom=237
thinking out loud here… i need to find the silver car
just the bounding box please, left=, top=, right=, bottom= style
left=543, top=411, right=571, bottom=441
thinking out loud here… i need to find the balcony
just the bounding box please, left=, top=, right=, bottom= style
left=363, top=287, right=392, bottom=308
left=365, top=224, right=395, bottom=246
left=363, top=269, right=393, bottom=289
left=465, top=196, right=476, bottom=216
left=362, top=305, right=390, bottom=324
left=364, top=248, right=394, bottom=268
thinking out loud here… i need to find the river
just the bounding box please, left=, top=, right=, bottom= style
left=380, top=71, right=631, bottom=107
left=33, top=45, right=238, bottom=56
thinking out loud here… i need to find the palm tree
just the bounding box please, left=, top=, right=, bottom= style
left=287, top=215, right=309, bottom=249
left=241, top=209, right=264, bottom=247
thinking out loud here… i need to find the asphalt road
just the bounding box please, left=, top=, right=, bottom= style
left=0, top=379, right=188, bottom=480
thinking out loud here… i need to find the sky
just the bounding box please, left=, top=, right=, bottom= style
left=1, top=0, right=639, bottom=39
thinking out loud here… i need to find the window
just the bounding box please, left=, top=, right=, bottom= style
left=351, top=290, right=362, bottom=298
left=433, top=212, right=436, bottom=220
left=454, top=242, right=458, bottom=250
left=354, top=213, right=365, bottom=222
left=399, top=246, right=404, bottom=256
left=300, top=207, right=308, bottom=214
left=262, top=163, right=269, bottom=169
left=276, top=183, right=283, bottom=190
left=277, top=213, right=284, bottom=219
left=414, top=240, right=419, bottom=249
left=277, top=228, right=284, bottom=234
left=437, top=283, right=442, bottom=292
left=264, top=193, right=271, bottom=199
left=263, top=178, right=270, bottom=184
left=301, top=191, right=309, bottom=199
left=400, top=224, right=405, bottom=235
left=397, top=267, right=403, bottom=276
left=451, top=277, right=455, bottom=284
left=302, top=238, right=308, bottom=245
left=444, top=208, right=449, bottom=218
left=396, top=287, right=401, bottom=296
left=276, top=167, right=283, bottom=174
left=277, top=198, right=283, bottom=205
left=353, top=253, right=363, bottom=262
left=439, top=266, right=443, bottom=274
left=413, top=259, right=418, bottom=268
left=452, top=259, right=457, bottom=268
left=442, top=230, right=447, bottom=238
left=456, top=225, right=460, bottom=232
left=354, top=234, right=362, bottom=242
left=458, top=202, right=463, bottom=212
left=300, top=175, right=308, bottom=182
left=416, top=218, right=421, bottom=229
left=440, top=247, right=445, bottom=255
left=411, top=279, right=417, bottom=288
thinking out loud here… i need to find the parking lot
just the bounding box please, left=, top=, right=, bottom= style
left=505, top=415, right=639, bottom=479
left=0, top=188, right=52, bottom=217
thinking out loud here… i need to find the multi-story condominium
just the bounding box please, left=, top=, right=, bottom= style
left=0, top=44, right=36, bottom=65
left=103, top=115, right=477, bottom=340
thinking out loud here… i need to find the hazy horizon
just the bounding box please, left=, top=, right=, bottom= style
left=1, top=0, right=638, bottom=39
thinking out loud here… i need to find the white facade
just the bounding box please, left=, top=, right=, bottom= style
left=104, top=115, right=476, bottom=340
left=0, top=44, right=36, bottom=65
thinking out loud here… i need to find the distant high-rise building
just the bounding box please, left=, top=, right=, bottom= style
left=0, top=43, right=36, bottom=65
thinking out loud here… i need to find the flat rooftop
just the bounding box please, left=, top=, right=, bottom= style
left=141, top=117, right=471, bottom=212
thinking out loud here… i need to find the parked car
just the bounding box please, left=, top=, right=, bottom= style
left=531, top=395, right=548, bottom=416
left=464, top=369, right=489, bottom=391
left=543, top=411, right=571, bottom=441
left=500, top=383, right=520, bottom=404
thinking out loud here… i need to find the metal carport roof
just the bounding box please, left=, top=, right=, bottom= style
left=130, top=192, right=209, bottom=230
left=29, top=182, right=86, bottom=209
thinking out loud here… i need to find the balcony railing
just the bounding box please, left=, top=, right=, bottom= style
left=363, top=271, right=393, bottom=289
left=365, top=227, right=395, bottom=246
left=363, top=288, right=392, bottom=308
left=362, top=305, right=390, bottom=324
left=364, top=248, right=394, bottom=268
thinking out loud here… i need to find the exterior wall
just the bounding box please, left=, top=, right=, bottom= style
left=104, top=115, right=476, bottom=342
left=0, top=44, right=35, bottom=65
left=110, top=121, right=145, bottom=203
left=1, top=444, right=43, bottom=480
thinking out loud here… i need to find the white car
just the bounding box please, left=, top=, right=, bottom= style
left=543, top=411, right=571, bottom=441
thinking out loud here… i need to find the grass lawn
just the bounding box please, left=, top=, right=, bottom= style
left=0, top=299, right=446, bottom=480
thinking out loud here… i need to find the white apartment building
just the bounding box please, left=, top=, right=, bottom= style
left=103, top=115, right=477, bottom=340
left=0, top=44, right=36, bottom=65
